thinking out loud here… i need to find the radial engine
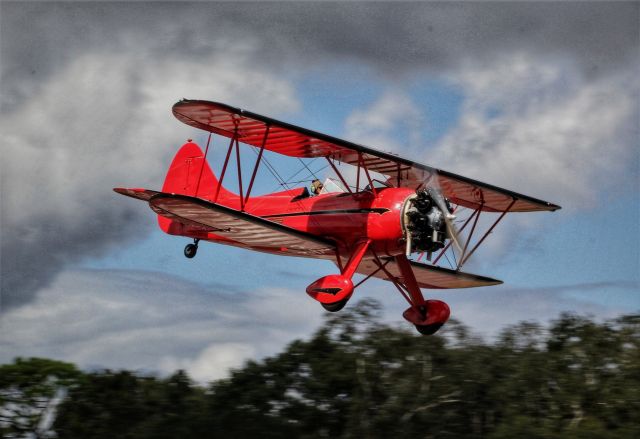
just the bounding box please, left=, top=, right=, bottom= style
left=403, top=188, right=455, bottom=255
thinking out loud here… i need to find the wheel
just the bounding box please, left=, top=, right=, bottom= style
left=415, top=323, right=443, bottom=335
left=184, top=243, right=198, bottom=259
left=321, top=298, right=349, bottom=312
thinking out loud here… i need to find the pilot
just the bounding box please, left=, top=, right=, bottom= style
left=311, top=179, right=324, bottom=195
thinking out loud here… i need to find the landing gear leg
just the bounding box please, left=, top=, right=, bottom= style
left=184, top=238, right=200, bottom=259
left=394, top=254, right=450, bottom=335
left=307, top=239, right=372, bottom=312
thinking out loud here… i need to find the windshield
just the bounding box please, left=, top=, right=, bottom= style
left=363, top=179, right=392, bottom=192
left=319, top=177, right=346, bottom=194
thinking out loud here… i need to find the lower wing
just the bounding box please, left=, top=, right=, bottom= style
left=113, top=188, right=336, bottom=257
left=356, top=257, right=502, bottom=289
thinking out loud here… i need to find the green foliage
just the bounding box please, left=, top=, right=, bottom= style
left=2, top=302, right=638, bottom=438
left=53, top=370, right=208, bottom=439
left=0, top=357, right=80, bottom=438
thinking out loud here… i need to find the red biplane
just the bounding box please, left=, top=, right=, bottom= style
left=115, top=100, right=560, bottom=335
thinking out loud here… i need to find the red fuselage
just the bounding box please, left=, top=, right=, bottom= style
left=155, top=140, right=415, bottom=258
left=160, top=186, right=414, bottom=258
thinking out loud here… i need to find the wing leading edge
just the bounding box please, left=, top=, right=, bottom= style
left=172, top=100, right=561, bottom=213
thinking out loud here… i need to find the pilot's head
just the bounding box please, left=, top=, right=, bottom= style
left=311, top=179, right=323, bottom=195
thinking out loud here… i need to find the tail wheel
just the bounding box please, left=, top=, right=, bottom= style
left=321, top=297, right=349, bottom=312
left=184, top=244, right=197, bottom=258
left=184, top=239, right=199, bottom=259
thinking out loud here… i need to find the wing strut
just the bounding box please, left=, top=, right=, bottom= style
left=425, top=205, right=481, bottom=265
left=358, top=152, right=377, bottom=195
left=325, top=157, right=353, bottom=193
left=214, top=135, right=236, bottom=203
left=370, top=251, right=414, bottom=306
left=244, top=125, right=271, bottom=205
left=416, top=198, right=516, bottom=270
left=459, top=198, right=516, bottom=268
left=367, top=249, right=452, bottom=332
left=194, top=133, right=213, bottom=197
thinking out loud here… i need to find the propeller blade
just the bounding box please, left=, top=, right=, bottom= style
left=426, top=187, right=463, bottom=254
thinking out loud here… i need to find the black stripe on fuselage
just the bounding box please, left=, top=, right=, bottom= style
left=262, top=208, right=389, bottom=219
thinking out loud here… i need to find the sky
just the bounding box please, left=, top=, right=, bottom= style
left=1, top=1, right=638, bottom=382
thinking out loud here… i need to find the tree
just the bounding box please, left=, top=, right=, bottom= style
left=4, top=302, right=637, bottom=438
left=0, top=357, right=80, bottom=438
left=54, top=369, right=208, bottom=439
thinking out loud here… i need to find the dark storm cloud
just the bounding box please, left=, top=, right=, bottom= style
left=2, top=2, right=638, bottom=108
left=1, top=2, right=637, bottom=309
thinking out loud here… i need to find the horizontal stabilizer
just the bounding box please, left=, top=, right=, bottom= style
left=357, top=258, right=502, bottom=289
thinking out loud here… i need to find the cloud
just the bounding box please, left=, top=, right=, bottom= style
left=160, top=343, right=257, bottom=383
left=344, top=90, right=423, bottom=154
left=357, top=278, right=638, bottom=341
left=1, top=268, right=634, bottom=381
left=430, top=53, right=639, bottom=209
left=3, top=2, right=637, bottom=107
left=0, top=45, right=299, bottom=310
left=1, top=1, right=637, bottom=310
left=436, top=281, right=638, bottom=339
left=0, top=269, right=322, bottom=382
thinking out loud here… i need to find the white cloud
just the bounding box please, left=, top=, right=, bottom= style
left=430, top=53, right=639, bottom=210
left=0, top=269, right=322, bottom=383
left=0, top=42, right=300, bottom=308
left=344, top=90, right=424, bottom=154
left=160, top=343, right=257, bottom=383
left=0, top=268, right=633, bottom=381
left=358, top=279, right=636, bottom=341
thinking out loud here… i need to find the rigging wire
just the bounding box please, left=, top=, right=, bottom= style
left=282, top=164, right=330, bottom=187
left=247, top=145, right=290, bottom=190
left=281, top=158, right=318, bottom=185
left=443, top=253, right=455, bottom=270
left=245, top=145, right=327, bottom=230
left=296, top=158, right=322, bottom=184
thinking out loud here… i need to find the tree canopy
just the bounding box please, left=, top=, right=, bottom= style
left=2, top=299, right=638, bottom=438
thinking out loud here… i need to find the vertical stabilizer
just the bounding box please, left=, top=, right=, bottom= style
left=162, top=141, right=236, bottom=202
left=159, top=141, right=238, bottom=234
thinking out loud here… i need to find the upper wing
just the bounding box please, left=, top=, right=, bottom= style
left=356, top=257, right=502, bottom=289
left=172, top=100, right=560, bottom=213
left=150, top=193, right=335, bottom=257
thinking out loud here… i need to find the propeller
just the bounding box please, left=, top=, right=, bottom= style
left=421, top=171, right=463, bottom=255
left=426, top=186, right=463, bottom=254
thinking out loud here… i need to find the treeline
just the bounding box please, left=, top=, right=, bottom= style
left=1, top=299, right=639, bottom=438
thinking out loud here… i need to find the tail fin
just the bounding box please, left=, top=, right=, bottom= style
left=159, top=141, right=238, bottom=235
left=162, top=141, right=236, bottom=202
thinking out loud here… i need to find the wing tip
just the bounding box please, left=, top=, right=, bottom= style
left=113, top=187, right=158, bottom=201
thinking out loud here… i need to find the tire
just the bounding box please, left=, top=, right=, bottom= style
left=184, top=243, right=198, bottom=259
left=321, top=298, right=349, bottom=312
left=415, top=323, right=443, bottom=335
